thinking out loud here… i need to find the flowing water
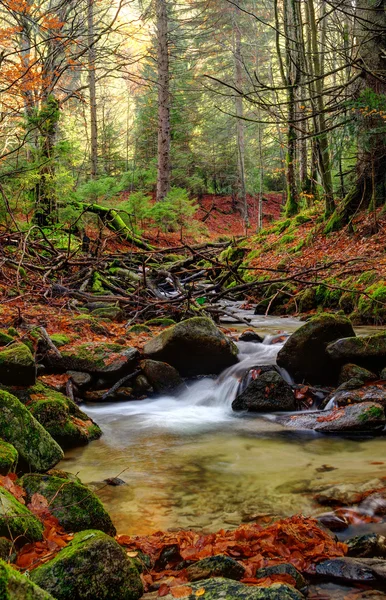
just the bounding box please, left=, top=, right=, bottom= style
left=60, top=316, right=386, bottom=536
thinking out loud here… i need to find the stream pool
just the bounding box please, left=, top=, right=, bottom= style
left=59, top=315, right=386, bottom=536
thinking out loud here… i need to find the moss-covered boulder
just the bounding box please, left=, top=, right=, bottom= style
left=0, top=440, right=18, bottom=475
left=140, top=359, right=184, bottom=394
left=277, top=314, right=355, bottom=385
left=20, top=473, right=116, bottom=535
left=43, top=343, right=139, bottom=378
left=0, top=559, right=54, bottom=599
left=161, top=578, right=303, bottom=599
left=6, top=383, right=101, bottom=449
left=277, top=402, right=385, bottom=433
left=91, top=307, right=124, bottom=321
left=338, top=363, right=377, bottom=385
left=0, top=487, right=43, bottom=543
left=186, top=555, right=245, bottom=581
left=30, top=529, right=143, bottom=600
left=232, top=371, right=296, bottom=412
left=0, top=390, right=63, bottom=472
left=327, top=332, right=386, bottom=371
left=143, top=317, right=238, bottom=376
left=0, top=331, right=14, bottom=347
left=0, top=343, right=36, bottom=386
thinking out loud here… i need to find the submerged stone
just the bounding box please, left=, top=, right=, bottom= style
left=232, top=371, right=296, bottom=412
left=0, top=343, right=36, bottom=386
left=20, top=473, right=116, bottom=536
left=277, top=314, right=355, bottom=385
left=0, top=559, right=54, bottom=599
left=30, top=529, right=143, bottom=600
left=161, top=578, right=304, bottom=599
left=0, top=390, right=63, bottom=472
left=143, top=317, right=238, bottom=376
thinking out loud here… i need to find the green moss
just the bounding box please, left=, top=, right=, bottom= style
left=31, top=530, right=143, bottom=600
left=91, top=307, right=123, bottom=321
left=50, top=334, right=70, bottom=347
left=6, top=328, right=19, bottom=338
left=278, top=233, right=295, bottom=246
left=358, top=405, right=384, bottom=422
left=20, top=474, right=116, bottom=535
left=128, top=324, right=151, bottom=333
left=0, top=440, right=17, bottom=475
left=324, top=211, right=343, bottom=234
left=0, top=343, right=34, bottom=367
left=0, top=487, right=43, bottom=543
left=294, top=214, right=312, bottom=225
left=0, top=332, right=14, bottom=347
left=0, top=390, right=63, bottom=472
left=145, top=318, right=176, bottom=326
left=358, top=281, right=386, bottom=323
left=0, top=559, right=55, bottom=599
left=91, top=272, right=104, bottom=293
left=357, top=271, right=378, bottom=286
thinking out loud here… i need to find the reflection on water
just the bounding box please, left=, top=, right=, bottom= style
left=60, top=317, right=386, bottom=535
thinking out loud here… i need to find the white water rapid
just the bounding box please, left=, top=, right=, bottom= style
left=84, top=339, right=286, bottom=433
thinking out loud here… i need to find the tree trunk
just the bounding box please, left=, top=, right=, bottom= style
left=156, top=0, right=171, bottom=202
left=88, top=0, right=98, bottom=178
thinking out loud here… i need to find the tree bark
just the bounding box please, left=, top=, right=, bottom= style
left=156, top=0, right=171, bottom=202
left=88, top=0, right=98, bottom=178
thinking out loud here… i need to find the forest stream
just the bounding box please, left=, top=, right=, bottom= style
left=60, top=316, right=386, bottom=539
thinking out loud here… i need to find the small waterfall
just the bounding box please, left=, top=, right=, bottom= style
left=84, top=339, right=285, bottom=431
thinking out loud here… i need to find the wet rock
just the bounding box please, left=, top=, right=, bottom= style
left=0, top=342, right=36, bottom=386
left=359, top=492, right=386, bottom=515
left=140, top=359, right=184, bottom=394
left=0, top=558, right=55, bottom=599
left=327, top=332, right=386, bottom=371
left=277, top=314, right=355, bottom=385
left=103, top=477, right=126, bottom=486
left=317, top=512, right=349, bottom=532
left=315, top=479, right=385, bottom=506
left=67, top=370, right=92, bottom=389
left=0, top=486, right=43, bottom=543
left=347, top=533, right=386, bottom=558
left=0, top=390, right=63, bottom=472
left=143, top=317, right=238, bottom=377
left=277, top=402, right=385, bottom=433
left=232, top=371, right=296, bottom=412
left=161, top=578, right=304, bottom=599
left=133, top=374, right=153, bottom=395
left=315, top=557, right=386, bottom=583
left=326, top=383, right=386, bottom=409
left=43, top=343, right=139, bottom=378
left=20, top=473, right=116, bottom=536
left=255, top=564, right=306, bottom=590
left=5, top=382, right=101, bottom=448
left=0, top=439, right=17, bottom=475
left=339, top=364, right=377, bottom=385
left=186, top=555, right=245, bottom=581
left=30, top=529, right=143, bottom=600
left=239, top=331, right=264, bottom=343
left=83, top=388, right=134, bottom=402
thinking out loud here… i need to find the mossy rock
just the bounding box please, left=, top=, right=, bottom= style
left=143, top=317, right=238, bottom=376
left=0, top=538, right=13, bottom=562
left=277, top=314, right=355, bottom=385
left=298, top=288, right=317, bottom=312
left=6, top=328, right=19, bottom=338
left=0, top=390, right=63, bottom=472
left=339, top=291, right=356, bottom=315
left=128, top=324, right=151, bottom=334
left=0, top=440, right=18, bottom=475
left=255, top=564, right=306, bottom=590
left=50, top=334, right=70, bottom=348
left=327, top=332, right=386, bottom=371
left=0, top=343, right=36, bottom=386
left=145, top=318, right=176, bottom=327
left=358, top=281, right=386, bottom=323
left=91, top=307, right=124, bottom=321
left=0, top=332, right=14, bottom=347
left=186, top=555, right=245, bottom=582
left=30, top=529, right=143, bottom=600
left=0, top=559, right=54, bottom=599
left=338, top=364, right=377, bottom=386
left=161, top=578, right=303, bottom=599
left=0, top=487, right=43, bottom=543
left=43, top=343, right=139, bottom=377
left=20, top=474, right=116, bottom=536
left=6, top=383, right=101, bottom=449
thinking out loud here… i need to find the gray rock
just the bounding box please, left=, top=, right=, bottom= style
left=67, top=370, right=92, bottom=389
left=0, top=343, right=36, bottom=386
left=277, top=314, right=355, bottom=385
left=232, top=371, right=295, bottom=412
left=338, top=364, right=377, bottom=385
left=277, top=402, right=385, bottom=433
left=239, top=331, right=264, bottom=343
left=347, top=533, right=386, bottom=558
left=161, top=578, right=304, bottom=600
left=140, top=359, right=184, bottom=394
left=327, top=383, right=386, bottom=408
left=327, top=332, right=386, bottom=371
left=143, top=317, right=238, bottom=376
left=255, top=564, right=306, bottom=590
left=314, top=479, right=385, bottom=506
left=186, top=555, right=245, bottom=581
left=315, top=557, right=386, bottom=583
left=31, top=529, right=143, bottom=600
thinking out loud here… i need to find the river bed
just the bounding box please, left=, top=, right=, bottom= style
left=60, top=315, right=386, bottom=536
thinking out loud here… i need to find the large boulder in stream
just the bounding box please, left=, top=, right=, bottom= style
left=232, top=371, right=296, bottom=412
left=30, top=529, right=143, bottom=600
left=143, top=317, right=238, bottom=376
left=0, top=390, right=63, bottom=472
left=276, top=314, right=355, bottom=385
left=160, top=579, right=304, bottom=600
left=20, top=473, right=116, bottom=535
left=140, top=359, right=184, bottom=394
left=277, top=401, right=385, bottom=433
left=327, top=332, right=386, bottom=371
